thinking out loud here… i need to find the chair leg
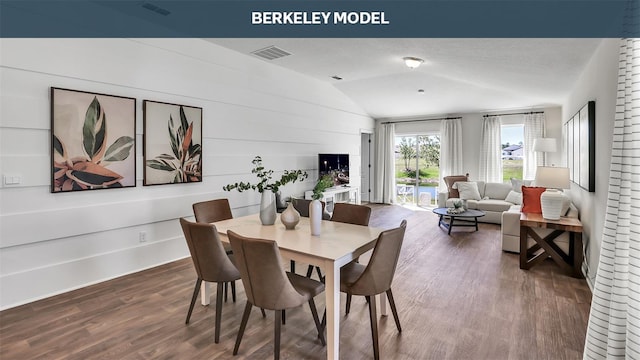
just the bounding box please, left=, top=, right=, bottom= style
left=275, top=310, right=282, bottom=360
left=224, top=282, right=228, bottom=302
left=345, top=294, right=352, bottom=315
left=306, top=265, right=314, bottom=278
left=386, top=289, right=402, bottom=332
left=367, top=295, right=380, bottom=360
left=214, top=282, right=225, bottom=343
left=231, top=281, right=237, bottom=303
left=309, top=298, right=326, bottom=346
left=261, top=308, right=267, bottom=317
left=315, top=266, right=324, bottom=283
left=282, top=310, right=286, bottom=325
left=185, top=278, right=202, bottom=324
left=290, top=260, right=296, bottom=274
left=233, top=301, right=253, bottom=355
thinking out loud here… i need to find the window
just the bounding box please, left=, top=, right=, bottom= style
left=501, top=124, right=524, bottom=181
left=394, top=134, right=440, bottom=206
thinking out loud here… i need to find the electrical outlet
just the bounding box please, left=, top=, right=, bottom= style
left=139, top=231, right=147, bottom=243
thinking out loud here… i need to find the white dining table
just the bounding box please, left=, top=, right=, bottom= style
left=201, top=213, right=385, bottom=360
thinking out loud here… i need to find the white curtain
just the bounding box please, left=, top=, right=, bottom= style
left=478, top=116, right=503, bottom=183
left=374, top=123, right=396, bottom=204
left=583, top=38, right=640, bottom=359
left=439, top=118, right=463, bottom=189
left=523, top=113, right=545, bottom=179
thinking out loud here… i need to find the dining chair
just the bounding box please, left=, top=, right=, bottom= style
left=227, top=230, right=326, bottom=360
left=192, top=198, right=236, bottom=302
left=339, top=219, right=407, bottom=360
left=306, top=202, right=372, bottom=280
left=179, top=218, right=241, bottom=343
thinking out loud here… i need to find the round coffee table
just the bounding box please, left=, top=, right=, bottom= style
left=432, top=207, right=486, bottom=235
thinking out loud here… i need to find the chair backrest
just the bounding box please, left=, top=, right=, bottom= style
left=179, top=218, right=239, bottom=282
left=227, top=231, right=307, bottom=310
left=349, top=220, right=407, bottom=296
left=330, top=203, right=371, bottom=226
left=443, top=174, right=469, bottom=199
left=192, top=198, right=233, bottom=223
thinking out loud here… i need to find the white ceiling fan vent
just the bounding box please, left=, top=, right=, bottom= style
left=251, top=46, right=292, bottom=60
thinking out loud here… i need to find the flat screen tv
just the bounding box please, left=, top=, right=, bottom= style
left=318, top=153, right=349, bottom=186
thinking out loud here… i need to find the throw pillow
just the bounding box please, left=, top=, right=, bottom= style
left=511, top=178, right=533, bottom=193
left=521, top=186, right=546, bottom=213
left=505, top=190, right=522, bottom=205
left=444, top=174, right=468, bottom=198
left=454, top=181, right=482, bottom=201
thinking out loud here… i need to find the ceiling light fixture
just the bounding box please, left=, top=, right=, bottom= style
left=418, top=89, right=425, bottom=94
left=403, top=57, right=424, bottom=69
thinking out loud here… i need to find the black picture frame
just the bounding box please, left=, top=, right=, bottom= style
left=564, top=101, right=595, bottom=192
left=51, top=87, right=136, bottom=193
left=143, top=100, right=203, bottom=186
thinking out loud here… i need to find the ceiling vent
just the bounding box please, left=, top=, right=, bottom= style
left=251, top=46, right=292, bottom=60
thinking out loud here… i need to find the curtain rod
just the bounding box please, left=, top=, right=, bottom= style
left=380, top=116, right=462, bottom=125
left=483, top=111, right=544, bottom=117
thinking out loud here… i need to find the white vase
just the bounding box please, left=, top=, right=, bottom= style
left=309, top=199, right=322, bottom=236
left=280, top=202, right=300, bottom=230
left=540, top=189, right=564, bottom=220
left=259, top=191, right=276, bottom=225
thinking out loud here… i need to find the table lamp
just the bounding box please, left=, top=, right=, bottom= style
left=534, top=166, right=570, bottom=220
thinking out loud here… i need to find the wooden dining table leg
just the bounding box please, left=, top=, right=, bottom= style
left=324, top=259, right=340, bottom=360
left=201, top=280, right=210, bottom=305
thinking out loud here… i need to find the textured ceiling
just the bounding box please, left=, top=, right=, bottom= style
left=206, top=38, right=602, bottom=119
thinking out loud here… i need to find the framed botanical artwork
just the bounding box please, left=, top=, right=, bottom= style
left=51, top=87, right=136, bottom=193
left=143, top=100, right=202, bottom=185
left=563, top=101, right=595, bottom=192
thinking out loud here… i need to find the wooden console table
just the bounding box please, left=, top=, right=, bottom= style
left=519, top=213, right=584, bottom=278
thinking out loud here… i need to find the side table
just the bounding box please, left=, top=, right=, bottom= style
left=519, top=212, right=583, bottom=278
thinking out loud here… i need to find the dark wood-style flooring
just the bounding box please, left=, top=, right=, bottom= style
left=0, top=204, right=592, bottom=359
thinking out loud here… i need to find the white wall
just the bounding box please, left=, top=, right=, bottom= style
left=0, top=38, right=374, bottom=309
left=561, top=38, right=619, bottom=285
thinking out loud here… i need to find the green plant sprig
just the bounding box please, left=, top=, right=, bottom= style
left=311, top=174, right=334, bottom=200
left=223, top=156, right=308, bottom=194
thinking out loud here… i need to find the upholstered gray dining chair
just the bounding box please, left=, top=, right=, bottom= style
left=339, top=219, right=407, bottom=360
left=306, top=202, right=372, bottom=280
left=192, top=198, right=236, bottom=302
left=227, top=230, right=326, bottom=360
left=179, top=218, right=241, bottom=344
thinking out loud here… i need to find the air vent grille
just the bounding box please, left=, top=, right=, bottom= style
left=251, top=46, right=292, bottom=60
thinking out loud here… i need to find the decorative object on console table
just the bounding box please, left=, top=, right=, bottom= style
left=309, top=175, right=333, bottom=236
left=534, top=166, right=570, bottom=220
left=280, top=202, right=300, bottom=230
left=223, top=156, right=308, bottom=225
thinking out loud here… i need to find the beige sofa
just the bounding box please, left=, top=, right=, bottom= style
left=437, top=181, right=514, bottom=224
left=501, top=202, right=579, bottom=253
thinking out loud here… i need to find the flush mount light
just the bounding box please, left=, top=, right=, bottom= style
left=403, top=57, right=424, bottom=69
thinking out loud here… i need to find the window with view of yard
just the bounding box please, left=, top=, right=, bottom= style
left=501, top=124, right=524, bottom=181
left=394, top=134, right=440, bottom=206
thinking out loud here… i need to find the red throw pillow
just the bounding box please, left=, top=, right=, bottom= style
left=521, top=186, right=546, bottom=214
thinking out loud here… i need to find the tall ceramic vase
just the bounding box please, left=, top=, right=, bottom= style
left=309, top=199, right=322, bottom=236
left=259, top=191, right=276, bottom=225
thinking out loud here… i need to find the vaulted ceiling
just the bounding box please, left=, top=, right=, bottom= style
left=206, top=38, right=602, bottom=119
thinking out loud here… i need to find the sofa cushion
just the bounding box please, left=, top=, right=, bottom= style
left=474, top=199, right=514, bottom=213
left=521, top=186, right=546, bottom=213
left=511, top=178, right=533, bottom=193
left=484, top=182, right=512, bottom=200
left=505, top=190, right=522, bottom=205
left=454, top=181, right=481, bottom=200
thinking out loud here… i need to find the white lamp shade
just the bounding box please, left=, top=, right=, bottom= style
left=533, top=138, right=557, bottom=153
left=534, top=166, right=570, bottom=189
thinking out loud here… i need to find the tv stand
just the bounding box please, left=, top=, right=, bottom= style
left=304, top=185, right=360, bottom=212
